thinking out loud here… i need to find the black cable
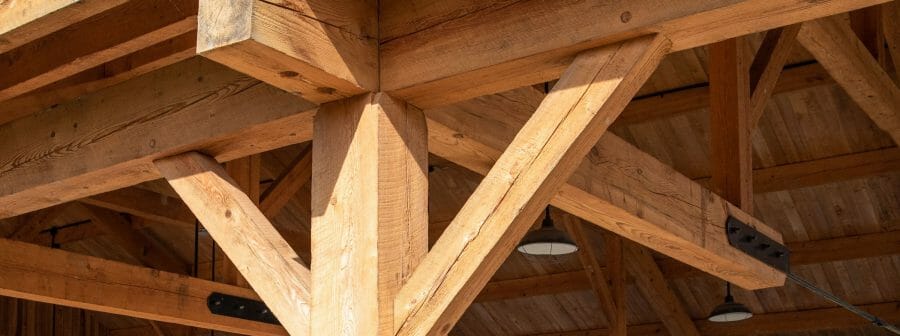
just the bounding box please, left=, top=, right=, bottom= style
left=786, top=272, right=900, bottom=334
left=193, top=220, right=200, bottom=277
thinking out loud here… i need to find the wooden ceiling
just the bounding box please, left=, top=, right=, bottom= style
left=0, top=0, right=899, bottom=335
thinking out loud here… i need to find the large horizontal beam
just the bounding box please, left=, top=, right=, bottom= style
left=0, top=0, right=127, bottom=54
left=425, top=86, right=785, bottom=290
left=477, top=227, right=900, bottom=302
left=381, top=0, right=887, bottom=108
left=530, top=301, right=900, bottom=335
left=197, top=0, right=377, bottom=103
left=0, top=58, right=317, bottom=218
left=0, top=237, right=286, bottom=335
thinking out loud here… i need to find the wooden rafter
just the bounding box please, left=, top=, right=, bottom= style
left=394, top=35, right=671, bottom=335
left=798, top=15, right=900, bottom=144
left=625, top=244, right=700, bottom=336
left=426, top=86, right=785, bottom=290
left=311, top=93, right=429, bottom=335
left=221, top=155, right=262, bottom=287
left=885, top=1, right=900, bottom=78
left=0, top=237, right=286, bottom=335
left=748, top=25, right=801, bottom=127
left=156, top=152, right=312, bottom=336
left=260, top=145, right=313, bottom=218
left=380, top=0, right=889, bottom=108
left=196, top=0, right=377, bottom=103
left=0, top=0, right=128, bottom=54
left=0, top=58, right=316, bottom=219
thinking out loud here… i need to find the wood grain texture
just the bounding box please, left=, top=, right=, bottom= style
left=260, top=145, right=313, bottom=218
left=748, top=25, right=801, bottom=127
left=425, top=86, right=786, bottom=290
left=0, top=58, right=317, bottom=219
left=198, top=0, right=377, bottom=103
left=312, top=93, right=428, bottom=335
left=395, top=35, right=670, bottom=336
left=0, top=0, right=128, bottom=54
left=561, top=216, right=622, bottom=335
left=0, top=0, right=198, bottom=102
left=381, top=0, right=888, bottom=108
left=798, top=15, right=900, bottom=144
left=625, top=243, right=700, bottom=336
left=156, top=152, right=311, bottom=336
left=0, top=237, right=287, bottom=335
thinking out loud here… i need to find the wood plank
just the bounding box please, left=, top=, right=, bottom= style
left=0, top=31, right=197, bottom=126
left=748, top=25, right=801, bottom=127
left=478, top=228, right=900, bottom=302
left=426, top=86, right=786, bottom=290
left=751, top=146, right=900, bottom=192
left=528, top=301, right=900, bottom=335
left=156, top=152, right=311, bottom=336
left=0, top=58, right=317, bottom=219
left=0, top=0, right=198, bottom=102
left=381, top=0, right=888, bottom=108
left=602, top=233, right=626, bottom=336
left=7, top=204, right=70, bottom=242
left=79, top=204, right=188, bottom=274
left=260, top=145, right=313, bottom=218
left=561, top=215, right=622, bottom=335
left=625, top=243, right=700, bottom=336
left=394, top=35, right=671, bottom=336
left=221, top=154, right=262, bottom=287
left=197, top=0, right=377, bottom=104
left=80, top=188, right=196, bottom=228
left=312, top=93, right=428, bottom=335
left=798, top=15, right=900, bottom=144
left=709, top=37, right=753, bottom=211
left=0, top=0, right=127, bottom=54
left=0, top=237, right=286, bottom=335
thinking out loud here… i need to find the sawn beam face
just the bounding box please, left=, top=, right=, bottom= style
left=394, top=35, right=671, bottom=336
left=197, top=0, right=378, bottom=104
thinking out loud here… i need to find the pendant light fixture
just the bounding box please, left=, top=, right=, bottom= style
left=516, top=206, right=578, bottom=256
left=708, top=282, right=753, bottom=322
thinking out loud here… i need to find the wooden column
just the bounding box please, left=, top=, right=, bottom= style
left=311, top=93, right=429, bottom=335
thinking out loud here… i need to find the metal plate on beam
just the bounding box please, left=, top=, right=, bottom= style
left=207, top=292, right=280, bottom=325
left=726, top=216, right=790, bottom=273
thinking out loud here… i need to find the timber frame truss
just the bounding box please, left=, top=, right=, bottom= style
left=1, top=0, right=899, bottom=335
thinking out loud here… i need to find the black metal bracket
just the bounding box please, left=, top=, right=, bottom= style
left=725, top=216, right=790, bottom=273
left=207, top=292, right=280, bottom=325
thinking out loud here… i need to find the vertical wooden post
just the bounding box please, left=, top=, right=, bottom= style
left=311, top=93, right=429, bottom=335
left=709, top=37, right=753, bottom=212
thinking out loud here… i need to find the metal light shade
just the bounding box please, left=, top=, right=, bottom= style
left=708, top=283, right=753, bottom=322
left=516, top=207, right=578, bottom=256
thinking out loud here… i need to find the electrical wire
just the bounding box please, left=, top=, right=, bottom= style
left=786, top=272, right=900, bottom=334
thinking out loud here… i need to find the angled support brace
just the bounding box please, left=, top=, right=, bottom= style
left=155, top=152, right=311, bottom=336
left=393, top=34, right=672, bottom=336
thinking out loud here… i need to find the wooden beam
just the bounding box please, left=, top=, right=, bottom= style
left=260, top=145, right=313, bottom=218
left=748, top=25, right=801, bottom=127
left=885, top=2, right=900, bottom=79
left=602, top=233, right=627, bottom=336
left=221, top=155, right=262, bottom=287
left=426, top=86, right=785, bottom=290
left=0, top=58, right=317, bottom=219
left=395, top=35, right=670, bottom=335
left=850, top=6, right=886, bottom=62
left=625, top=243, right=700, bottom=336
left=7, top=204, right=70, bottom=242
left=0, top=0, right=197, bottom=102
left=477, top=228, right=900, bottom=302
left=380, top=0, right=888, bottom=108
left=156, top=152, right=311, bottom=336
left=197, top=0, right=377, bottom=104
left=750, top=146, right=900, bottom=192
left=709, top=37, right=753, bottom=211
left=0, top=0, right=127, bottom=54
left=0, top=237, right=286, bottom=335
left=528, top=301, right=900, bottom=336
left=798, top=15, right=900, bottom=144
left=311, top=93, right=428, bottom=335
left=561, top=215, right=623, bottom=335
left=79, top=204, right=189, bottom=274
left=0, top=31, right=197, bottom=126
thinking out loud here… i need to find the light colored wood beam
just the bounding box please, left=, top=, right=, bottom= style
left=0, top=0, right=127, bottom=54
left=197, top=0, right=377, bottom=104
left=0, top=58, right=317, bottom=219
left=0, top=0, right=197, bottom=102
left=221, top=155, right=262, bottom=287
left=0, top=237, right=286, bottom=335
left=260, top=145, right=313, bottom=218
left=709, top=37, right=753, bottom=211
left=748, top=25, right=801, bottom=127
left=798, top=15, right=900, bottom=144
left=311, top=93, right=428, bottom=335
left=381, top=0, right=888, bottom=108
left=426, top=86, right=785, bottom=290
left=625, top=243, right=700, bottom=336
left=561, top=215, right=623, bottom=335
left=156, top=152, right=311, bottom=336
left=395, top=35, right=670, bottom=335
left=79, top=204, right=189, bottom=274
